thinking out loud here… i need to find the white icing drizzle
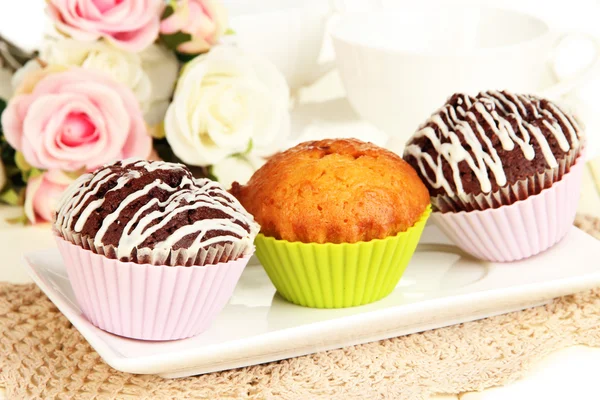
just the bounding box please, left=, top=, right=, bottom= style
left=54, top=159, right=259, bottom=259
left=404, top=91, right=581, bottom=197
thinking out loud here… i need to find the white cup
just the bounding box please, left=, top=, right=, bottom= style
left=224, top=0, right=336, bottom=93
left=331, top=4, right=600, bottom=148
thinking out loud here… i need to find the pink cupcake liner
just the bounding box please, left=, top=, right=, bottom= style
left=56, top=237, right=253, bottom=341
left=431, top=154, right=585, bottom=262
left=57, top=228, right=252, bottom=266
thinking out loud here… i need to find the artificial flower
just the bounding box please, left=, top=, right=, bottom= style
left=13, top=64, right=67, bottom=95
left=24, top=170, right=74, bottom=223
left=160, top=0, right=228, bottom=54
left=14, top=39, right=178, bottom=125
left=165, top=45, right=290, bottom=166
left=211, top=153, right=265, bottom=189
left=47, top=0, right=163, bottom=52
left=2, top=67, right=152, bottom=171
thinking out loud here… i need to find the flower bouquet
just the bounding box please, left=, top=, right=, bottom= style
left=0, top=0, right=291, bottom=224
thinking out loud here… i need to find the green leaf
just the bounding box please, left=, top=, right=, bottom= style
left=230, top=139, right=254, bottom=161
left=0, top=187, right=20, bottom=205
left=64, top=169, right=84, bottom=180
left=160, top=31, right=192, bottom=52
left=244, top=138, right=254, bottom=155
left=28, top=167, right=43, bottom=180
left=205, top=165, right=218, bottom=181
left=176, top=51, right=199, bottom=63
left=20, top=165, right=44, bottom=183
left=15, top=151, right=31, bottom=173
left=224, top=28, right=236, bottom=35
left=6, top=214, right=28, bottom=225
left=161, top=3, right=176, bottom=19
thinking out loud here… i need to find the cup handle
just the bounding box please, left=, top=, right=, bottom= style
left=305, top=0, right=385, bottom=85
left=304, top=60, right=336, bottom=86
left=538, top=32, right=600, bottom=100
left=302, top=1, right=344, bottom=85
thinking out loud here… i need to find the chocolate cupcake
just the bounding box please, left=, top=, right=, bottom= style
left=53, top=159, right=259, bottom=340
left=403, top=91, right=583, bottom=212
left=403, top=91, right=585, bottom=262
left=54, top=159, right=259, bottom=266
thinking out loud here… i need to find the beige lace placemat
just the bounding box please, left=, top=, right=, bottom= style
left=1, top=215, right=600, bottom=400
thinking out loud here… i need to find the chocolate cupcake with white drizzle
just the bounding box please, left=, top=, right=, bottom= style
left=54, top=159, right=259, bottom=266
left=403, top=90, right=584, bottom=212
left=52, top=159, right=260, bottom=340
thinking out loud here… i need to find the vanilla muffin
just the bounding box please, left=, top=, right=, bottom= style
left=232, top=138, right=430, bottom=244
left=232, top=139, right=432, bottom=308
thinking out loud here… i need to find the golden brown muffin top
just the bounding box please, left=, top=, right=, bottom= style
left=231, top=139, right=430, bottom=244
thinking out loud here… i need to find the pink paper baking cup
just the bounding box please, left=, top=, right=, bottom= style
left=55, top=237, right=253, bottom=341
left=431, top=155, right=585, bottom=262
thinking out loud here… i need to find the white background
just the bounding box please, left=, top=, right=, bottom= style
left=1, top=1, right=600, bottom=399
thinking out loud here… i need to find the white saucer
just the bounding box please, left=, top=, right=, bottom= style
left=23, top=224, right=600, bottom=378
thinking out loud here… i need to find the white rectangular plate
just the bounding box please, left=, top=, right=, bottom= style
left=24, top=225, right=600, bottom=378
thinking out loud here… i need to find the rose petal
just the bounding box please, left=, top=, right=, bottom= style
left=165, top=45, right=290, bottom=166
left=26, top=170, right=75, bottom=224
left=34, top=175, right=67, bottom=222
left=77, top=0, right=103, bottom=20
left=47, top=0, right=161, bottom=52
left=6, top=67, right=151, bottom=171
left=105, top=18, right=160, bottom=52
left=48, top=2, right=102, bottom=41
left=24, top=174, right=43, bottom=224
left=159, top=0, right=227, bottom=52
left=1, top=95, right=31, bottom=150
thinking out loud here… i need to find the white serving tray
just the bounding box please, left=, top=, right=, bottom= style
left=24, top=224, right=600, bottom=378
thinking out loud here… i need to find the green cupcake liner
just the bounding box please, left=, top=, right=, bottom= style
left=254, top=205, right=431, bottom=308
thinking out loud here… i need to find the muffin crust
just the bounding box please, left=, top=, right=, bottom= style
left=232, top=139, right=430, bottom=244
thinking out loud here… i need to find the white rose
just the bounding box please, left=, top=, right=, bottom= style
left=11, top=59, right=39, bottom=91
left=165, top=45, right=290, bottom=166
left=211, top=154, right=265, bottom=189
left=139, top=44, right=180, bottom=126
left=13, top=39, right=178, bottom=126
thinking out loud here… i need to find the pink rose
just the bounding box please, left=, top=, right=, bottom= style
left=47, top=0, right=162, bottom=52
left=25, top=170, right=74, bottom=224
left=160, top=0, right=228, bottom=54
left=2, top=68, right=152, bottom=171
